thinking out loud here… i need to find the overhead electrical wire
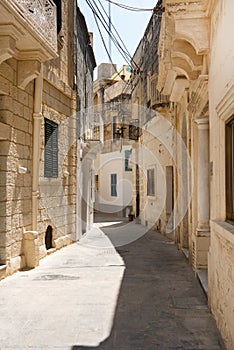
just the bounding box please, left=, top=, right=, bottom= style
left=84, top=0, right=163, bottom=95
left=92, top=8, right=118, bottom=75
left=85, top=0, right=133, bottom=67
left=96, top=0, right=134, bottom=62
left=104, top=0, right=155, bottom=12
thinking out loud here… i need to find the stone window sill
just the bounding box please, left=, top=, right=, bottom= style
left=211, top=220, right=234, bottom=245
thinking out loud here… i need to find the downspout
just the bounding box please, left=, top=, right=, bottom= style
left=23, top=64, right=43, bottom=269
left=32, top=64, right=43, bottom=231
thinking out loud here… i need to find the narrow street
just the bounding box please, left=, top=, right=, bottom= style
left=0, top=215, right=224, bottom=350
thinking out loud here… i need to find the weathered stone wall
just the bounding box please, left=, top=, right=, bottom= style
left=209, top=222, right=234, bottom=350
left=0, top=58, right=34, bottom=275
left=0, top=0, right=80, bottom=278
left=37, top=0, right=77, bottom=258
left=38, top=82, right=77, bottom=259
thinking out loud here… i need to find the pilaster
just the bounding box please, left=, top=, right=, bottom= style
left=193, top=117, right=210, bottom=269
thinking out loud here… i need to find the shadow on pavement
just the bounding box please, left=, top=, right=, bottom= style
left=72, top=215, right=225, bottom=350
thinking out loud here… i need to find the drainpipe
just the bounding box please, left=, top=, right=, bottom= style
left=23, top=64, right=43, bottom=269
left=32, top=64, right=43, bottom=231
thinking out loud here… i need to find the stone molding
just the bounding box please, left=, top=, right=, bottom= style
left=216, top=81, right=234, bottom=122
left=194, top=117, right=209, bottom=129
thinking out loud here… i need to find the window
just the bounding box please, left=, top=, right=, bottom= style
left=129, top=119, right=140, bottom=141
left=95, top=174, right=99, bottom=191
left=44, top=118, right=58, bottom=178
left=125, top=150, right=132, bottom=171
left=112, top=116, right=117, bottom=141
left=226, top=118, right=234, bottom=220
left=147, top=168, right=155, bottom=196
left=111, top=174, right=117, bottom=197
left=53, top=0, right=62, bottom=34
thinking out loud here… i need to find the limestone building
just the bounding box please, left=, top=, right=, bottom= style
left=0, top=0, right=96, bottom=279
left=93, top=64, right=133, bottom=216
left=156, top=0, right=234, bottom=348
left=130, top=0, right=174, bottom=233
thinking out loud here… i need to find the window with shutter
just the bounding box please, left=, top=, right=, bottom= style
left=44, top=118, right=58, bottom=178
left=147, top=168, right=155, bottom=196
left=125, top=150, right=132, bottom=171
left=111, top=174, right=117, bottom=197
left=113, top=116, right=117, bottom=142
left=226, top=117, right=234, bottom=220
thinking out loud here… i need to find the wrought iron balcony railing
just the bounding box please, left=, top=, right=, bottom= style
left=7, top=0, right=57, bottom=52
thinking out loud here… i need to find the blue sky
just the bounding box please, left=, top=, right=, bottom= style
left=77, top=0, right=158, bottom=75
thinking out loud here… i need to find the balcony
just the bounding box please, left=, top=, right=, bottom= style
left=150, top=74, right=169, bottom=109
left=104, top=80, right=131, bottom=102
left=0, top=0, right=57, bottom=65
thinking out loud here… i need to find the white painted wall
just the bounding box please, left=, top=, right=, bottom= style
left=97, top=146, right=133, bottom=214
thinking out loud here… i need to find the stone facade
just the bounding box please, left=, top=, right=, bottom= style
left=129, top=0, right=234, bottom=347
left=74, top=7, right=96, bottom=235
left=0, top=0, right=95, bottom=279
left=93, top=64, right=133, bottom=216
left=130, top=0, right=174, bottom=233
left=155, top=0, right=234, bottom=348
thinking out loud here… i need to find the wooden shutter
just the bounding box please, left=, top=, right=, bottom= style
left=226, top=119, right=234, bottom=220
left=44, top=118, right=58, bottom=178
left=147, top=168, right=155, bottom=196
left=111, top=174, right=117, bottom=197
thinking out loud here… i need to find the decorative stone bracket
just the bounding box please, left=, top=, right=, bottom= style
left=170, top=77, right=189, bottom=102
left=0, top=36, right=16, bottom=65
left=18, top=60, right=41, bottom=90
left=175, top=17, right=209, bottom=55
left=188, top=75, right=209, bottom=119
left=0, top=24, right=23, bottom=65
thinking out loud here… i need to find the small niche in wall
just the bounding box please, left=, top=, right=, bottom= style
left=45, top=225, right=53, bottom=250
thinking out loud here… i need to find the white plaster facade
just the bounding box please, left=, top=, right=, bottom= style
left=96, top=146, right=133, bottom=216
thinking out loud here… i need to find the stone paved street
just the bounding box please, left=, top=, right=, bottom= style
left=0, top=217, right=225, bottom=350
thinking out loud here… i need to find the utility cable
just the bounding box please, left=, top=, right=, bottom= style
left=85, top=0, right=140, bottom=69
left=105, top=0, right=155, bottom=12
left=96, top=0, right=133, bottom=62
left=85, top=0, right=131, bottom=64
left=91, top=6, right=129, bottom=82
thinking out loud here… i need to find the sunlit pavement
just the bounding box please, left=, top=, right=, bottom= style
left=0, top=216, right=225, bottom=350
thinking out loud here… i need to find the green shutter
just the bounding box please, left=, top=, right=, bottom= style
left=44, top=118, right=58, bottom=178
left=111, top=174, right=117, bottom=197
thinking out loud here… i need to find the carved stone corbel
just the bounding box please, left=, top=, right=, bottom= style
left=17, top=60, right=41, bottom=90
left=0, top=36, right=16, bottom=65
left=188, top=75, right=209, bottom=119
